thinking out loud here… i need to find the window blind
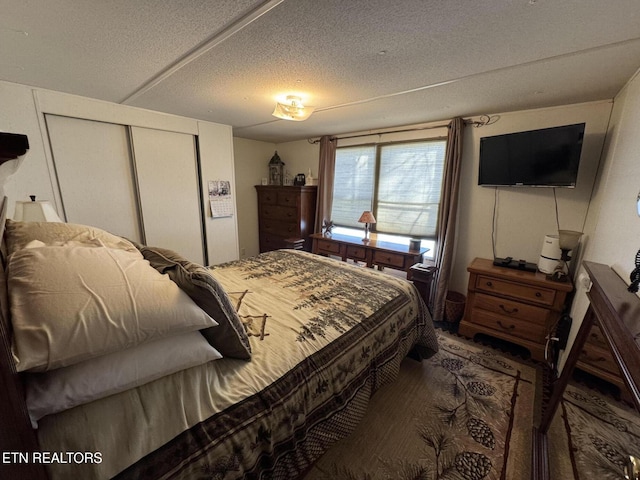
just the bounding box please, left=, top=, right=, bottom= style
left=331, top=140, right=446, bottom=237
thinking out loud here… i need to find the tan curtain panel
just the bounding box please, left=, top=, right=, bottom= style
left=432, top=118, right=465, bottom=321
left=314, top=135, right=337, bottom=233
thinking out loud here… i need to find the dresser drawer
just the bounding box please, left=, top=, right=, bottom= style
left=474, top=293, right=549, bottom=326
left=475, top=275, right=556, bottom=306
left=277, top=191, right=298, bottom=207
left=373, top=250, right=405, bottom=269
left=579, top=342, right=619, bottom=376
left=258, top=190, right=278, bottom=204
left=472, top=309, right=546, bottom=343
left=261, top=219, right=299, bottom=237
left=346, top=245, right=367, bottom=261
left=261, top=205, right=297, bottom=221
left=260, top=233, right=287, bottom=251
left=586, top=324, right=608, bottom=349
left=316, top=239, right=341, bottom=255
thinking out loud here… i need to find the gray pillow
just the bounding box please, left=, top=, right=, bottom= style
left=140, top=246, right=251, bottom=360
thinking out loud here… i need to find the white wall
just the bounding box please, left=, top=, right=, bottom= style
left=232, top=138, right=275, bottom=258
left=558, top=69, right=640, bottom=372
left=0, top=80, right=239, bottom=265
left=451, top=101, right=613, bottom=294
left=231, top=138, right=319, bottom=259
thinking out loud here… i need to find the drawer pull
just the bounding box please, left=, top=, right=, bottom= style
left=499, top=304, right=518, bottom=314
left=535, top=292, right=542, bottom=297
left=497, top=320, right=515, bottom=331
left=581, top=351, right=606, bottom=363
left=486, top=281, right=493, bottom=287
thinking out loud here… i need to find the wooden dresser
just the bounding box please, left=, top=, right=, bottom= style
left=459, top=257, right=573, bottom=362
left=575, top=323, right=628, bottom=399
left=255, top=185, right=317, bottom=253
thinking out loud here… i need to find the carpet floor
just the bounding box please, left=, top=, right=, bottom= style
left=303, top=331, right=540, bottom=480
left=302, top=330, right=640, bottom=480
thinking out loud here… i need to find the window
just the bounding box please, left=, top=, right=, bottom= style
left=331, top=139, right=446, bottom=257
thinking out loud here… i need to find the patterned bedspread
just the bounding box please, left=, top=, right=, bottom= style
left=38, top=250, right=438, bottom=480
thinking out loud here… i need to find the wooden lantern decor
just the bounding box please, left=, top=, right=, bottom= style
left=268, top=151, right=285, bottom=186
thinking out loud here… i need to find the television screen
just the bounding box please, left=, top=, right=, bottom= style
left=478, top=123, right=585, bottom=187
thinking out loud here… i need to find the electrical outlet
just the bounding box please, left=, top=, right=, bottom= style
left=241, top=248, right=246, bottom=257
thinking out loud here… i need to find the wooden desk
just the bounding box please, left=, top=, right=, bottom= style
left=310, top=232, right=428, bottom=273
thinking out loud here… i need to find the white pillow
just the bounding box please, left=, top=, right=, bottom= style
left=8, top=243, right=218, bottom=372
left=25, top=331, right=222, bottom=426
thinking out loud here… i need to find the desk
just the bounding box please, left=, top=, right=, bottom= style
left=310, top=232, right=428, bottom=273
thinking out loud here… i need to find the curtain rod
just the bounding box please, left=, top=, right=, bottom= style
left=307, top=114, right=497, bottom=144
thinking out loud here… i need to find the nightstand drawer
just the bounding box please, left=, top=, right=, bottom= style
left=373, top=250, right=405, bottom=269
left=474, top=293, right=549, bottom=325
left=346, top=245, right=367, bottom=261
left=472, top=309, right=546, bottom=343
left=475, top=275, right=556, bottom=306
left=316, top=239, right=341, bottom=255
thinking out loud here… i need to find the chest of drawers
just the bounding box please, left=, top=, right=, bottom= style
left=458, top=257, right=573, bottom=362
left=255, top=185, right=317, bottom=252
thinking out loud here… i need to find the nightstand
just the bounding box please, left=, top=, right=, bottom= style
left=458, top=257, right=573, bottom=362
left=409, top=262, right=437, bottom=311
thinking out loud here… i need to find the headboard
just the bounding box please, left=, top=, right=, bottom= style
left=0, top=197, right=47, bottom=479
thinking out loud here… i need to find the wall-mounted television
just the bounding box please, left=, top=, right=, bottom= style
left=478, top=123, right=586, bottom=187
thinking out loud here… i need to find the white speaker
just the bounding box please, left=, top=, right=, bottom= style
left=538, top=234, right=561, bottom=274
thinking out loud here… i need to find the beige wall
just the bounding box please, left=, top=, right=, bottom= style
left=556, top=69, right=640, bottom=371
left=451, top=101, right=612, bottom=294
left=232, top=103, right=613, bottom=295
left=232, top=138, right=319, bottom=258
left=232, top=138, right=275, bottom=258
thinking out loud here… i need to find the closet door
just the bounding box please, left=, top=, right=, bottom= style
left=45, top=115, right=142, bottom=242
left=130, top=126, right=205, bottom=264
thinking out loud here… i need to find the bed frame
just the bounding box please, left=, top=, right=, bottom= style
left=0, top=197, right=47, bottom=479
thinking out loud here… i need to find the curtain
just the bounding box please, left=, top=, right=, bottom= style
left=432, top=117, right=465, bottom=321
left=314, top=135, right=337, bottom=233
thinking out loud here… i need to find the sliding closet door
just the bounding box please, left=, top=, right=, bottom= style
left=45, top=115, right=142, bottom=242
left=130, top=126, right=205, bottom=264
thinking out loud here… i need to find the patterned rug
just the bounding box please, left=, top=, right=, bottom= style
left=303, top=331, right=541, bottom=480
left=549, top=382, right=640, bottom=479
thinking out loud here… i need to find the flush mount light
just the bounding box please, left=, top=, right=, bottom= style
left=272, top=95, right=315, bottom=121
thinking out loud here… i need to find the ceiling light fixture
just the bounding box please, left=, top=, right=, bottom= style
left=272, top=95, right=315, bottom=121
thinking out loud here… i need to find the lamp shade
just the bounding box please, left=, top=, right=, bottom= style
left=558, top=230, right=582, bottom=250
left=358, top=211, right=376, bottom=224
left=14, top=196, right=62, bottom=222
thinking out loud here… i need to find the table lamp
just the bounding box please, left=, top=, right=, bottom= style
left=358, top=211, right=376, bottom=242
left=548, top=230, right=582, bottom=282
left=14, top=195, right=63, bottom=222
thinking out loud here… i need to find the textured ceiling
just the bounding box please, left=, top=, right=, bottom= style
left=1, top=0, right=640, bottom=143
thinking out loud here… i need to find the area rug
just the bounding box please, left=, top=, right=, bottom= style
left=303, top=331, right=541, bottom=480
left=549, top=382, right=640, bottom=479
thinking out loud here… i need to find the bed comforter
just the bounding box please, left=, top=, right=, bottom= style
left=37, top=250, right=438, bottom=480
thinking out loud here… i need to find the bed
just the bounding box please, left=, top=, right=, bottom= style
left=0, top=199, right=438, bottom=480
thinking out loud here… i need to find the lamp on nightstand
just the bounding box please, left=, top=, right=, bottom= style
left=14, top=195, right=63, bottom=222
left=358, top=211, right=376, bottom=242
left=548, top=230, right=582, bottom=282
